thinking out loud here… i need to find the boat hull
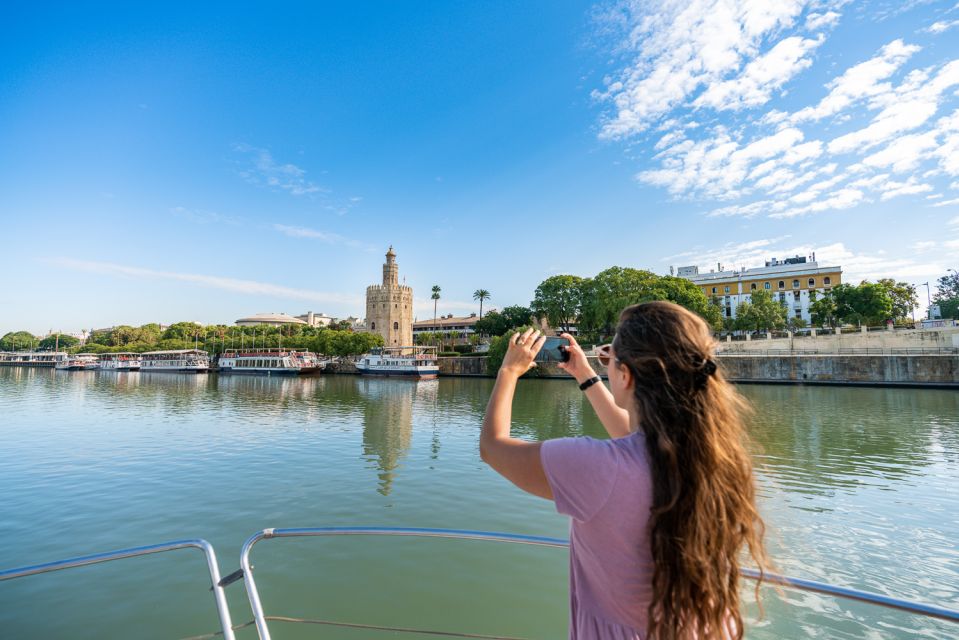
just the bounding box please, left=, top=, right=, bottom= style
left=356, top=367, right=439, bottom=379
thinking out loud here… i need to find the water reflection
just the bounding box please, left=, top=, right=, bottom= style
left=357, top=378, right=418, bottom=495
left=743, top=385, right=958, bottom=497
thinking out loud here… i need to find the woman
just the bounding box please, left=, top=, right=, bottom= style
left=480, top=301, right=767, bottom=639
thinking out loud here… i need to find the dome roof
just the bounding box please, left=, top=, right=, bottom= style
left=235, top=313, right=308, bottom=325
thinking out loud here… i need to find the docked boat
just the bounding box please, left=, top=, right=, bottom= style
left=0, top=351, right=68, bottom=367
left=140, top=349, right=210, bottom=373
left=356, top=346, right=439, bottom=378
left=98, top=352, right=142, bottom=371
left=54, top=354, right=100, bottom=371
left=217, top=348, right=325, bottom=375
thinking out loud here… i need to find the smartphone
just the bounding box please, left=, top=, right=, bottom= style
left=536, top=336, right=571, bottom=363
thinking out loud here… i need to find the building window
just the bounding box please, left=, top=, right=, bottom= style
left=724, top=286, right=730, bottom=293
left=792, top=279, right=800, bottom=288
left=795, top=310, right=802, bottom=318
left=764, top=282, right=771, bottom=290
left=393, top=322, right=399, bottom=330
left=750, top=283, right=757, bottom=290
left=712, top=287, right=717, bottom=294
left=794, top=291, right=801, bottom=300
left=808, top=278, right=815, bottom=287
left=778, top=280, right=785, bottom=289
left=779, top=293, right=786, bottom=303
left=371, top=322, right=376, bottom=330
left=824, top=276, right=831, bottom=286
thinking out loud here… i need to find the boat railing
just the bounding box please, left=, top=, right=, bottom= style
left=2, top=526, right=957, bottom=640
left=0, top=538, right=236, bottom=640
left=237, top=526, right=959, bottom=640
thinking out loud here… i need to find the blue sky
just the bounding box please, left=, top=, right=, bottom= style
left=2, top=1, right=958, bottom=335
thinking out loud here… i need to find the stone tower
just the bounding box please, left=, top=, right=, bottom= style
left=365, top=246, right=414, bottom=347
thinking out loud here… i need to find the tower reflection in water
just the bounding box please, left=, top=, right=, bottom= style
left=359, top=377, right=421, bottom=496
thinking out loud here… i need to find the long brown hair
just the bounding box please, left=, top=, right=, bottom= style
left=612, top=301, right=767, bottom=639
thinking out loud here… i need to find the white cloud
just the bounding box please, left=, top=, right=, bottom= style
left=595, top=0, right=812, bottom=139
left=597, top=8, right=959, bottom=220
left=790, top=39, right=920, bottom=124
left=950, top=216, right=959, bottom=224
left=911, top=241, right=937, bottom=252
left=693, top=35, right=824, bottom=111
left=861, top=130, right=940, bottom=173
left=876, top=177, right=933, bottom=201
left=926, top=19, right=959, bottom=34
left=170, top=206, right=238, bottom=225
left=828, top=60, right=959, bottom=154
left=233, top=144, right=324, bottom=196
left=770, top=187, right=865, bottom=218
left=273, top=224, right=375, bottom=251
left=933, top=198, right=959, bottom=207
left=805, top=11, right=841, bottom=30
left=49, top=258, right=363, bottom=306
left=662, top=236, right=794, bottom=267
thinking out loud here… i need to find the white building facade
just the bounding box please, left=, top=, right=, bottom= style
left=678, top=255, right=843, bottom=324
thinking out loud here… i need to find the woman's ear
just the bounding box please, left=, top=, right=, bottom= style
left=618, top=361, right=634, bottom=391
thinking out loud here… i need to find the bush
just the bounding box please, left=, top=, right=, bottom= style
left=453, top=344, right=472, bottom=354
left=438, top=351, right=460, bottom=357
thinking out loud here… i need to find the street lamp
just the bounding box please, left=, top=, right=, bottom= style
left=922, top=282, right=931, bottom=319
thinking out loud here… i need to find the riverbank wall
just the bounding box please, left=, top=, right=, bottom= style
left=435, top=354, right=959, bottom=388
left=717, top=326, right=959, bottom=353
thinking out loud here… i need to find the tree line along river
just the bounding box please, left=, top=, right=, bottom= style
left=0, top=367, right=956, bottom=639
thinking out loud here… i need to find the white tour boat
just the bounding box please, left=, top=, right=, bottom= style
left=356, top=346, right=439, bottom=379
left=140, top=349, right=210, bottom=373
left=0, top=351, right=68, bottom=367
left=98, top=352, right=142, bottom=371
left=217, top=349, right=325, bottom=375
left=54, top=354, right=101, bottom=371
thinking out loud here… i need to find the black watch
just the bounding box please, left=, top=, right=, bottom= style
left=579, top=375, right=602, bottom=391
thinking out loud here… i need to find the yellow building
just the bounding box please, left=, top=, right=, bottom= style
left=365, top=246, right=414, bottom=346
left=677, top=255, right=842, bottom=323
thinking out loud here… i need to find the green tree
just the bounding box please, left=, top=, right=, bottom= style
left=735, top=291, right=787, bottom=332
left=933, top=269, right=959, bottom=319
left=876, top=279, right=918, bottom=322
left=578, top=267, right=722, bottom=337
left=787, top=316, right=808, bottom=331
left=0, top=331, right=39, bottom=351
left=162, top=321, right=202, bottom=341
left=473, top=289, right=491, bottom=320
left=431, top=285, right=441, bottom=329
left=844, top=281, right=894, bottom=326
left=531, top=275, right=584, bottom=333
left=38, top=334, right=80, bottom=350
left=473, top=306, right=534, bottom=337
left=810, top=289, right=840, bottom=327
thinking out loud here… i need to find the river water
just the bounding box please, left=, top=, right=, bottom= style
left=0, top=367, right=956, bottom=639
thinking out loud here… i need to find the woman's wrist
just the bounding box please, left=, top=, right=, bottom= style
left=574, top=367, right=598, bottom=385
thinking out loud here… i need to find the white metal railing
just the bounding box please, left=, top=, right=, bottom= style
left=0, top=538, right=235, bottom=640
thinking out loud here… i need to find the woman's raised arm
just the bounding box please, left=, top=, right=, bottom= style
left=557, top=333, right=632, bottom=439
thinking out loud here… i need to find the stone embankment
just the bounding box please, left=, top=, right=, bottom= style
left=437, top=353, right=959, bottom=388
left=717, top=326, right=959, bottom=353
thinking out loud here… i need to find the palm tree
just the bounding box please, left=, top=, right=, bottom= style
left=431, top=285, right=441, bottom=330
left=473, top=289, right=491, bottom=319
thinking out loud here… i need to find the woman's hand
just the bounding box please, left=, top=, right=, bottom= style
left=500, top=328, right=546, bottom=378
left=556, top=333, right=597, bottom=384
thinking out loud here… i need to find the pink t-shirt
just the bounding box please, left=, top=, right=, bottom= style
left=541, top=432, right=654, bottom=639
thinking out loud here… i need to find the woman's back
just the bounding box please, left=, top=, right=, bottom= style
left=542, top=432, right=654, bottom=638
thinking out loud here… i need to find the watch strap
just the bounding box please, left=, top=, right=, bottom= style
left=579, top=375, right=602, bottom=391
